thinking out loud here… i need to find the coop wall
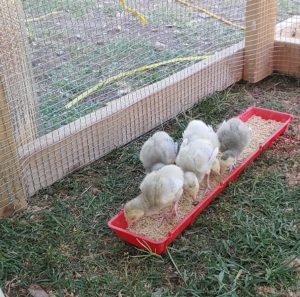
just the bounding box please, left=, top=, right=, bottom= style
left=0, top=0, right=299, bottom=217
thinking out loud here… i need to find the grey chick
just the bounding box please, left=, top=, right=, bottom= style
left=140, top=131, right=178, bottom=173
left=124, top=164, right=184, bottom=226
left=183, top=119, right=220, bottom=149
left=176, top=138, right=219, bottom=194
left=217, top=117, right=252, bottom=171
left=182, top=119, right=221, bottom=177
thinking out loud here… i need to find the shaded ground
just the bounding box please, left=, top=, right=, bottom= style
left=1, top=74, right=299, bottom=296
left=22, top=0, right=300, bottom=134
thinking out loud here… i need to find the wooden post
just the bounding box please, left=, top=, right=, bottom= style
left=0, top=0, right=38, bottom=145
left=0, top=80, right=27, bottom=218
left=243, top=0, right=277, bottom=82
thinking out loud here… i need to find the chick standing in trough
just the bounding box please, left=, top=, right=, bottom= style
left=217, top=118, right=252, bottom=171
left=124, top=164, right=184, bottom=226
left=178, top=120, right=221, bottom=195
left=176, top=138, right=219, bottom=197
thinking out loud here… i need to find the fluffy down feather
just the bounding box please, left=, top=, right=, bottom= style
left=217, top=117, right=251, bottom=169
left=183, top=120, right=220, bottom=149
left=124, top=165, right=184, bottom=225
left=140, top=131, right=178, bottom=173
left=183, top=171, right=199, bottom=201
left=176, top=138, right=219, bottom=184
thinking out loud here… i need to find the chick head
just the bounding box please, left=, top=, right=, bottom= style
left=183, top=172, right=199, bottom=200
left=220, top=150, right=236, bottom=169
left=211, top=158, right=221, bottom=175
left=124, top=198, right=145, bottom=226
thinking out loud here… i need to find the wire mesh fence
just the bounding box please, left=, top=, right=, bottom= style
left=0, top=0, right=299, bottom=216
left=24, top=0, right=247, bottom=135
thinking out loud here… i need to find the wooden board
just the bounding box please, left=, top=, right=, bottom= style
left=19, top=41, right=244, bottom=197
left=274, top=16, right=300, bottom=77
left=243, top=0, right=277, bottom=83
left=273, top=40, right=300, bottom=77
left=0, top=80, right=27, bottom=218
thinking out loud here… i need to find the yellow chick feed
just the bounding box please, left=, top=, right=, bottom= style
left=128, top=116, right=282, bottom=241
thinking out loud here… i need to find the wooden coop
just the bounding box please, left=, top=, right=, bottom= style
left=0, top=0, right=299, bottom=218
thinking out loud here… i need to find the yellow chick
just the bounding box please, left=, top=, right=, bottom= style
left=124, top=164, right=184, bottom=226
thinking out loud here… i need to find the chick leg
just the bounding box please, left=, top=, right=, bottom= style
left=171, top=200, right=180, bottom=219
left=229, top=159, right=237, bottom=172
left=203, top=174, right=211, bottom=196
left=158, top=210, right=171, bottom=227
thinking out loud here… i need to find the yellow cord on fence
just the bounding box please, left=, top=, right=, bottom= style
left=26, top=11, right=64, bottom=23
left=119, top=0, right=148, bottom=25
left=65, top=55, right=209, bottom=109
left=175, top=0, right=245, bottom=30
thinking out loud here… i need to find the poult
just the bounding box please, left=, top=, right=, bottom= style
left=183, top=119, right=221, bottom=178
left=217, top=117, right=252, bottom=171
left=176, top=138, right=219, bottom=194
left=139, top=131, right=178, bottom=173
left=124, top=164, right=184, bottom=226
left=183, top=120, right=220, bottom=149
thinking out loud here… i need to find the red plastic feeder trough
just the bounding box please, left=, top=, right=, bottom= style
left=108, top=107, right=294, bottom=254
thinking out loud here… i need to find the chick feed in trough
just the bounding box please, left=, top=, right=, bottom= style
left=128, top=116, right=281, bottom=240
left=108, top=107, right=293, bottom=253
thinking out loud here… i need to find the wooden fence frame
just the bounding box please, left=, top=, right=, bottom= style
left=0, top=0, right=299, bottom=217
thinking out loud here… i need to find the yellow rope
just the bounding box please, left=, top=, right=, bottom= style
left=119, top=0, right=148, bottom=25
left=65, top=55, right=209, bottom=109
left=175, top=0, right=245, bottom=30
left=26, top=11, right=64, bottom=23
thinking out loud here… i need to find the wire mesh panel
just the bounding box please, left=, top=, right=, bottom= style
left=22, top=0, right=246, bottom=135
left=274, top=1, right=300, bottom=77
left=0, top=0, right=299, bottom=216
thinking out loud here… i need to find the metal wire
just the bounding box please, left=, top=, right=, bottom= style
left=0, top=0, right=299, bottom=215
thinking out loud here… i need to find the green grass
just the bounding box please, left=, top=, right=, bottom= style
left=1, top=75, right=299, bottom=296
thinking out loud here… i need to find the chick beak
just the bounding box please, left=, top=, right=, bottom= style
left=192, top=195, right=198, bottom=206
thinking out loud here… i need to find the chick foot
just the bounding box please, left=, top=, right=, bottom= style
left=158, top=210, right=171, bottom=227
left=229, top=160, right=237, bottom=172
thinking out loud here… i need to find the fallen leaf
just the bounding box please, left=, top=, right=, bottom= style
left=288, top=258, right=300, bottom=273
left=28, top=285, right=49, bottom=297
left=256, top=286, right=276, bottom=295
